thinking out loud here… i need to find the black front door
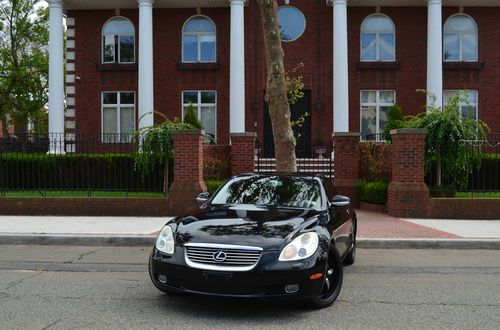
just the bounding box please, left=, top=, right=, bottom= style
left=263, top=90, right=312, bottom=158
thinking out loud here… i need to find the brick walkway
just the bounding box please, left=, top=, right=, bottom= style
left=356, top=210, right=460, bottom=239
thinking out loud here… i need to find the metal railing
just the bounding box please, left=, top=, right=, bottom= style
left=0, top=133, right=171, bottom=197
left=363, top=133, right=387, bottom=142
left=254, top=141, right=334, bottom=179
left=425, top=136, right=500, bottom=197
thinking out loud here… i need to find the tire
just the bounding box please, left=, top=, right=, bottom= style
left=306, top=245, right=344, bottom=309
left=148, top=250, right=185, bottom=295
left=343, top=218, right=357, bottom=266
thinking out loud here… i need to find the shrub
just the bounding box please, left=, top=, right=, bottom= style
left=356, top=180, right=389, bottom=205
left=206, top=180, right=224, bottom=195
left=359, top=142, right=391, bottom=181
left=183, top=104, right=203, bottom=129
left=382, top=104, right=404, bottom=142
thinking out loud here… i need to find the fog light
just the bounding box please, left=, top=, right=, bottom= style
left=285, top=284, right=299, bottom=294
left=158, top=274, right=167, bottom=284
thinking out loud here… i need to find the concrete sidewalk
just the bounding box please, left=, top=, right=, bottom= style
left=0, top=211, right=499, bottom=248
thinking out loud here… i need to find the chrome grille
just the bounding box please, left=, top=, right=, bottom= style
left=184, top=243, right=263, bottom=271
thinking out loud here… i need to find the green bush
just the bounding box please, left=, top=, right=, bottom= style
left=206, top=180, right=224, bottom=195
left=356, top=180, right=389, bottom=205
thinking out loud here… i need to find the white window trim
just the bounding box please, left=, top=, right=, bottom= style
left=101, top=91, right=136, bottom=143
left=360, top=14, right=396, bottom=62
left=444, top=90, right=479, bottom=120
left=360, top=90, right=396, bottom=139
left=181, top=15, right=217, bottom=63
left=181, top=90, right=217, bottom=142
left=443, top=13, right=479, bottom=62
left=101, top=16, right=136, bottom=64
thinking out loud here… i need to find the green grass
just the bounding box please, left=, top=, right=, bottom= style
left=454, top=192, right=500, bottom=199
left=0, top=190, right=165, bottom=198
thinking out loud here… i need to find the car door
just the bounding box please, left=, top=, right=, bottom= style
left=323, top=178, right=351, bottom=256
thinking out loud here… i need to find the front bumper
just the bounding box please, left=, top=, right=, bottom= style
left=149, top=248, right=327, bottom=299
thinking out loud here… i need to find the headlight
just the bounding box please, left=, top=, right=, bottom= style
left=279, top=232, right=319, bottom=261
left=155, top=225, right=175, bottom=255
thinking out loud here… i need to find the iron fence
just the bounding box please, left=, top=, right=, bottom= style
left=363, top=133, right=387, bottom=142
left=0, top=133, right=172, bottom=197
left=425, top=136, right=500, bottom=197
left=254, top=140, right=334, bottom=179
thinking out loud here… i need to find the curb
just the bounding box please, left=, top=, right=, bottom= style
left=1, top=234, right=500, bottom=250
left=0, top=234, right=155, bottom=246
left=358, top=238, right=500, bottom=250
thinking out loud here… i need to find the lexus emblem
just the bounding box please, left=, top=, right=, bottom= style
left=212, top=251, right=227, bottom=262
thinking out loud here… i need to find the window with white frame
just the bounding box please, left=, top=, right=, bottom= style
left=360, top=14, right=396, bottom=62
left=182, top=16, right=216, bottom=63
left=360, top=90, right=395, bottom=139
left=444, top=90, right=478, bottom=120
left=444, top=14, right=478, bottom=62
left=182, top=91, right=216, bottom=143
left=102, top=92, right=135, bottom=142
left=102, top=17, right=135, bottom=64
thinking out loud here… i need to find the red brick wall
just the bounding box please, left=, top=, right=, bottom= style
left=332, top=133, right=360, bottom=206
left=230, top=133, right=256, bottom=175
left=69, top=5, right=500, bottom=145
left=387, top=129, right=430, bottom=218
left=430, top=198, right=500, bottom=220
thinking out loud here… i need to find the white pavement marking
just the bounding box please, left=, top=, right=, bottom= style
left=403, top=219, right=500, bottom=238
left=0, top=216, right=172, bottom=235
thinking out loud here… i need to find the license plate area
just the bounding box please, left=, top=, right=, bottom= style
left=202, top=271, right=234, bottom=281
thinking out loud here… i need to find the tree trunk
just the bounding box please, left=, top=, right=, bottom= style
left=257, top=0, right=297, bottom=172
left=1, top=116, right=9, bottom=138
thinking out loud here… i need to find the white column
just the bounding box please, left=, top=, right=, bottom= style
left=138, top=0, right=154, bottom=129
left=47, top=0, right=65, bottom=153
left=427, top=0, right=443, bottom=109
left=230, top=0, right=246, bottom=133
left=333, top=0, right=349, bottom=133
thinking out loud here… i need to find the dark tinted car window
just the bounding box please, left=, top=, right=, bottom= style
left=211, top=176, right=321, bottom=209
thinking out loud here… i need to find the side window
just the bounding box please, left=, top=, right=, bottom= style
left=322, top=179, right=338, bottom=200
left=102, top=17, right=135, bottom=64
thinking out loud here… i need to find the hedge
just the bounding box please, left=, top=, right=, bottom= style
left=356, top=180, right=389, bottom=205
left=206, top=180, right=224, bottom=195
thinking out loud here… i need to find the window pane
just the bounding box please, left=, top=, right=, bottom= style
left=103, top=107, right=118, bottom=134
left=445, top=16, right=476, bottom=33
left=119, top=36, right=134, bottom=63
left=361, top=91, right=376, bottom=104
left=201, top=106, right=216, bottom=142
left=444, top=33, right=459, bottom=61
left=103, top=18, right=135, bottom=35
left=461, top=33, right=477, bottom=61
left=183, top=17, right=215, bottom=33
left=361, top=33, right=377, bottom=61
left=379, top=33, right=395, bottom=61
left=103, top=93, right=117, bottom=104
left=277, top=6, right=306, bottom=42
left=361, top=106, right=377, bottom=138
left=103, top=35, right=115, bottom=62
left=201, top=92, right=216, bottom=104
left=120, top=107, right=135, bottom=134
left=379, top=106, right=390, bottom=132
left=200, top=35, right=216, bottom=62
left=183, top=35, right=198, bottom=62
left=460, top=106, right=476, bottom=119
left=183, top=91, right=198, bottom=104
left=362, top=16, right=394, bottom=32
left=466, top=91, right=477, bottom=103
left=379, top=91, right=395, bottom=104
left=120, top=92, right=134, bottom=105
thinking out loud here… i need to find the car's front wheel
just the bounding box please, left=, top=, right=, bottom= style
left=306, top=245, right=343, bottom=309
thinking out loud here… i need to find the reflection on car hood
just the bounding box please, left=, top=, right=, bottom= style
left=173, top=204, right=321, bottom=250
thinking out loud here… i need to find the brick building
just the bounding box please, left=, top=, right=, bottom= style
left=46, top=0, right=500, bottom=155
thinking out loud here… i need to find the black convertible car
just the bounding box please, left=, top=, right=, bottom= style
left=149, top=173, right=356, bottom=308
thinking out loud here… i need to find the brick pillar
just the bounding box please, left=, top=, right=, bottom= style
left=230, top=132, right=257, bottom=175
left=168, top=130, right=207, bottom=215
left=388, top=129, right=430, bottom=218
left=333, top=132, right=360, bottom=207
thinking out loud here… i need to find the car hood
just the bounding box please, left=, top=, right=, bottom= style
left=172, top=204, right=321, bottom=250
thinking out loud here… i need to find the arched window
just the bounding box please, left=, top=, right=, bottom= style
left=360, top=14, right=395, bottom=62
left=182, top=16, right=216, bottom=63
left=102, top=17, right=135, bottom=64
left=444, top=14, right=478, bottom=62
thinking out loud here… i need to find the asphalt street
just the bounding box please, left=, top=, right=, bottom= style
left=1, top=246, right=499, bottom=330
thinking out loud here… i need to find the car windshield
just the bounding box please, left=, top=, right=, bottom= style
left=211, top=176, right=322, bottom=209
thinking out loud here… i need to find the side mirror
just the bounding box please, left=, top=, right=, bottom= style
left=331, top=195, right=350, bottom=207
left=196, top=192, right=210, bottom=203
